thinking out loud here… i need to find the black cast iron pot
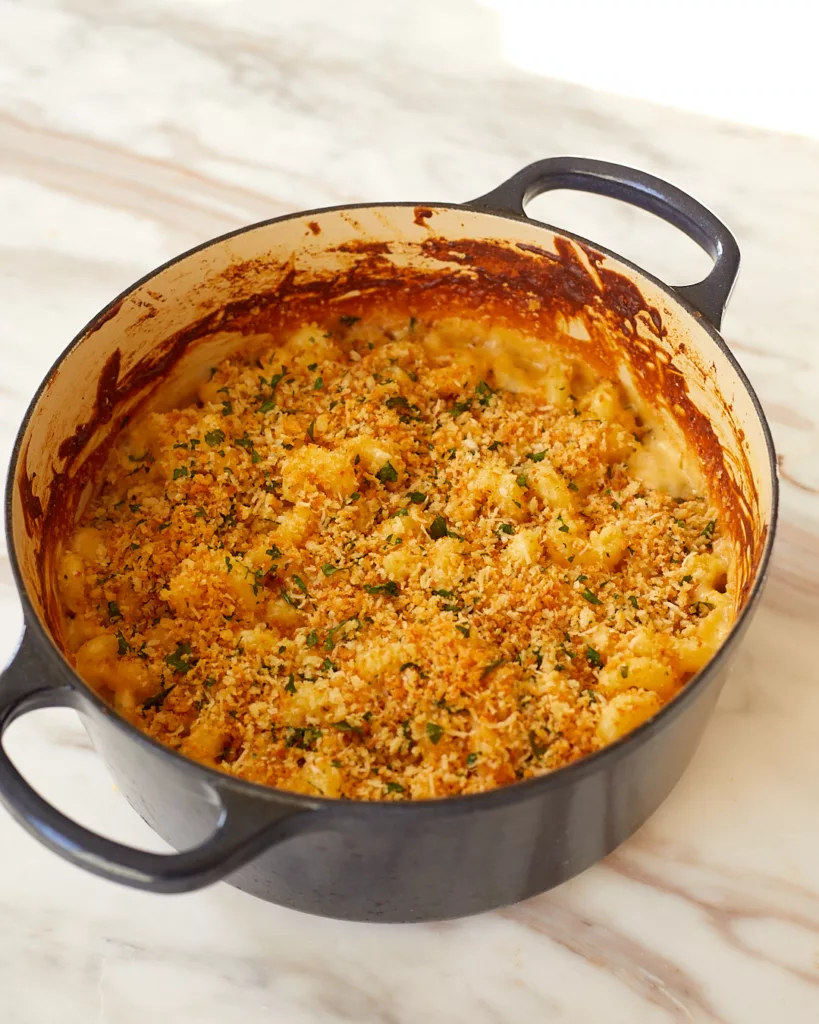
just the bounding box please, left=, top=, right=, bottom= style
left=0, top=158, right=777, bottom=922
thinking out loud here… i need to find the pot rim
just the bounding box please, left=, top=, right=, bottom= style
left=4, top=198, right=780, bottom=816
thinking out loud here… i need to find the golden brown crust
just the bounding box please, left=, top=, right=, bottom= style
left=55, top=316, right=735, bottom=800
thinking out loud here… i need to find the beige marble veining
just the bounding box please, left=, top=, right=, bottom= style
left=1, top=1, right=818, bottom=1022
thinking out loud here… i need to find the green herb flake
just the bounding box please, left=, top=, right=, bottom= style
left=429, top=515, right=449, bottom=540
left=364, top=581, right=400, bottom=597
left=466, top=752, right=479, bottom=767
left=340, top=315, right=361, bottom=326
left=526, top=451, right=547, bottom=463
left=585, top=645, right=603, bottom=668
left=628, top=595, right=639, bottom=609
left=620, top=664, right=630, bottom=679
left=399, top=661, right=427, bottom=677
left=480, top=658, right=505, bottom=679
left=306, top=630, right=319, bottom=648
left=450, top=399, right=472, bottom=417
left=487, top=441, right=504, bottom=452
left=165, top=642, right=193, bottom=674
left=107, top=601, right=121, bottom=621
left=128, top=503, right=141, bottom=513
left=701, top=519, right=717, bottom=540
left=322, top=563, right=340, bottom=576
left=475, top=380, right=495, bottom=406
left=376, top=461, right=398, bottom=484
left=292, top=574, right=308, bottom=594
left=516, top=473, right=528, bottom=488
left=456, top=624, right=470, bottom=638
left=385, top=782, right=404, bottom=794
left=426, top=722, right=444, bottom=745
left=407, top=491, right=426, bottom=504
left=581, top=588, right=602, bottom=605
left=497, top=523, right=514, bottom=535
left=173, top=466, right=188, bottom=480
left=115, top=630, right=131, bottom=656
left=306, top=419, right=316, bottom=442
left=204, top=429, right=225, bottom=447
left=142, top=685, right=175, bottom=711
left=284, top=675, right=297, bottom=695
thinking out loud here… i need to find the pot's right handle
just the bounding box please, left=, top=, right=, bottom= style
left=468, top=157, right=740, bottom=330
left=0, top=631, right=317, bottom=893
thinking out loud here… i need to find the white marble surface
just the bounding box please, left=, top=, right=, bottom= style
left=1, top=2, right=819, bottom=1021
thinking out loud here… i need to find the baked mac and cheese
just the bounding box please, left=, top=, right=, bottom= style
left=56, top=315, right=735, bottom=799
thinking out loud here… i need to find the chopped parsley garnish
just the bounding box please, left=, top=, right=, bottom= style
left=497, top=523, right=514, bottom=535
left=556, top=513, right=569, bottom=533
left=682, top=574, right=693, bottom=584
left=376, top=461, right=398, bottom=483
left=306, top=419, right=316, bottom=442
left=585, top=645, right=603, bottom=668
left=322, top=563, right=340, bottom=576
left=204, top=429, right=225, bottom=447
left=385, top=782, right=404, bottom=794
left=173, top=466, right=188, bottom=480
left=429, top=515, right=449, bottom=540
left=284, top=725, right=321, bottom=749
left=107, top=601, right=121, bottom=621
left=284, top=675, right=296, bottom=694
left=115, top=630, right=131, bottom=656
left=426, top=722, right=444, bottom=744
left=456, top=624, right=470, bottom=638
left=129, top=503, right=141, bottom=513
left=399, top=662, right=427, bottom=677
left=487, top=440, right=504, bottom=452
left=567, top=480, right=579, bottom=492
left=407, top=491, right=426, bottom=504
left=480, top=658, right=504, bottom=679
left=581, top=588, right=602, bottom=605
left=466, top=752, right=479, bottom=767
left=450, top=399, right=472, bottom=417
left=266, top=546, right=282, bottom=559
left=385, top=395, right=409, bottom=411
left=475, top=380, right=495, bottom=405
left=292, top=574, right=308, bottom=594
left=526, top=451, right=547, bottom=463
left=306, top=631, right=319, bottom=648
left=431, top=588, right=454, bottom=597
left=364, top=581, right=400, bottom=597
left=529, top=731, right=550, bottom=757
left=701, top=519, right=717, bottom=540
left=619, top=664, right=629, bottom=679
left=314, top=376, right=324, bottom=390
left=339, top=315, right=361, bottom=326
left=142, top=685, right=175, bottom=711
left=516, top=473, right=528, bottom=488
left=628, top=595, right=639, bottom=609
left=165, top=642, right=193, bottom=674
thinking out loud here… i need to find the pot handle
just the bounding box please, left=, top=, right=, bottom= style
left=467, top=156, right=740, bottom=329
left=0, top=630, right=316, bottom=893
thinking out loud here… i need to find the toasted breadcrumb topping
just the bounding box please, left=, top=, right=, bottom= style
left=57, top=316, right=734, bottom=800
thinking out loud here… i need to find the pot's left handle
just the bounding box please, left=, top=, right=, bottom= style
left=0, top=630, right=316, bottom=893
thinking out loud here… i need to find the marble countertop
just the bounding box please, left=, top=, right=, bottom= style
left=1, top=2, right=818, bottom=1021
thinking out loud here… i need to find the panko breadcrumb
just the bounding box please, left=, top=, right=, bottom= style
left=57, top=315, right=735, bottom=800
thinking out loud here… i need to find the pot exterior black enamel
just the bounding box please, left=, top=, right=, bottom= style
left=0, top=158, right=778, bottom=922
